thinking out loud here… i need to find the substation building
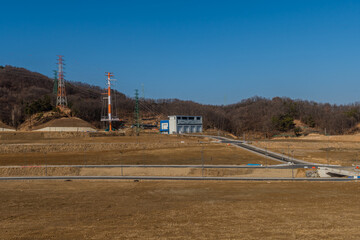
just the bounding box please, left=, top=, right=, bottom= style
left=160, top=115, right=203, bottom=134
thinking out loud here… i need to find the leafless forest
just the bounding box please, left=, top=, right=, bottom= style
left=1, top=65, right=360, bottom=136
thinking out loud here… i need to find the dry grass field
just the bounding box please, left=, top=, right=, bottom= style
left=0, top=133, right=277, bottom=166
left=252, top=134, right=360, bottom=166
left=0, top=166, right=300, bottom=178
left=1, top=133, right=360, bottom=240
left=0, top=180, right=359, bottom=240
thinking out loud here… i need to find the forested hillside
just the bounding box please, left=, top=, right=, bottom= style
left=0, top=66, right=132, bottom=128
left=1, top=65, right=360, bottom=136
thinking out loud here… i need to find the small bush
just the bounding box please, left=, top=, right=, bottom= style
left=294, top=127, right=302, bottom=137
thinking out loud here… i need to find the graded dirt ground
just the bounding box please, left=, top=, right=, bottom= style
left=0, top=133, right=278, bottom=166
left=0, top=181, right=359, bottom=239
left=0, top=166, right=300, bottom=178
left=31, top=117, right=96, bottom=130
left=252, top=134, right=360, bottom=166
left=0, top=121, right=14, bottom=130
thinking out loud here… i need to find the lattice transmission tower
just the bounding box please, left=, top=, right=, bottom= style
left=56, top=55, right=67, bottom=108
left=134, top=89, right=141, bottom=135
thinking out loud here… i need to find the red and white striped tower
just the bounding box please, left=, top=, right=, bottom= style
left=101, top=72, right=119, bottom=131
left=106, top=72, right=114, bottom=131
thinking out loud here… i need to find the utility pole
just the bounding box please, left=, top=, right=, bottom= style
left=83, top=144, right=87, bottom=166
left=56, top=55, right=67, bottom=108
left=356, top=154, right=359, bottom=179
left=134, top=89, right=140, bottom=136
left=201, top=146, right=204, bottom=177
left=44, top=152, right=47, bottom=176
left=326, top=145, right=329, bottom=165
left=265, top=146, right=268, bottom=167
left=291, top=150, right=294, bottom=178
left=288, top=145, right=290, bottom=162
left=327, top=135, right=330, bottom=165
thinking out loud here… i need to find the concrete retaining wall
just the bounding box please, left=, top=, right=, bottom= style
left=33, top=127, right=97, bottom=132
left=0, top=128, right=15, bottom=132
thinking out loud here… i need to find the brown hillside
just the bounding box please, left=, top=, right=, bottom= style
left=3, top=65, right=360, bottom=136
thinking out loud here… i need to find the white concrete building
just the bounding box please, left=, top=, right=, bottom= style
left=168, top=115, right=202, bottom=134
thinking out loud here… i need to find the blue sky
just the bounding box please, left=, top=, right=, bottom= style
left=1, top=0, right=360, bottom=105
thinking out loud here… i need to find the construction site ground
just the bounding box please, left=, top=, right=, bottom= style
left=251, top=133, right=360, bottom=166
left=0, top=180, right=359, bottom=239
left=1, top=133, right=360, bottom=239
left=0, top=121, right=15, bottom=130
left=0, top=133, right=277, bottom=166
left=0, top=166, right=304, bottom=178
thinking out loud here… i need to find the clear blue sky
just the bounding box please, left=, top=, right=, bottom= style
left=1, top=0, right=360, bottom=105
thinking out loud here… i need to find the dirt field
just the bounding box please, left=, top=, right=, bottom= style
left=0, top=133, right=277, bottom=166
left=0, top=180, right=359, bottom=239
left=0, top=121, right=15, bottom=130
left=0, top=166, right=301, bottom=178
left=252, top=134, right=360, bottom=166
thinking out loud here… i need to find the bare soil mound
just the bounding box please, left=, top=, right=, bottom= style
left=32, top=117, right=96, bottom=130
left=346, top=123, right=360, bottom=134
left=18, top=110, right=96, bottom=131
left=0, top=121, right=14, bottom=129
left=19, top=111, right=65, bottom=131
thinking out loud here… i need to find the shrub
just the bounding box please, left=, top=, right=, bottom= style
left=272, top=114, right=295, bottom=132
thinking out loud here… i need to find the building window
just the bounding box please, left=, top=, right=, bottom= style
left=196, top=117, right=201, bottom=120
left=182, top=117, right=187, bottom=120
left=189, top=117, right=194, bottom=120
left=177, top=117, right=181, bottom=120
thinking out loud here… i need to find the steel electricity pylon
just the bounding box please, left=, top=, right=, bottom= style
left=134, top=89, right=141, bottom=135
left=56, top=55, right=67, bottom=108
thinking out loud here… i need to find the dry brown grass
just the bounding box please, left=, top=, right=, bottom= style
left=0, top=166, right=297, bottom=178
left=0, top=134, right=278, bottom=166
left=252, top=136, right=360, bottom=166
left=0, top=132, right=203, bottom=145
left=0, top=181, right=359, bottom=239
